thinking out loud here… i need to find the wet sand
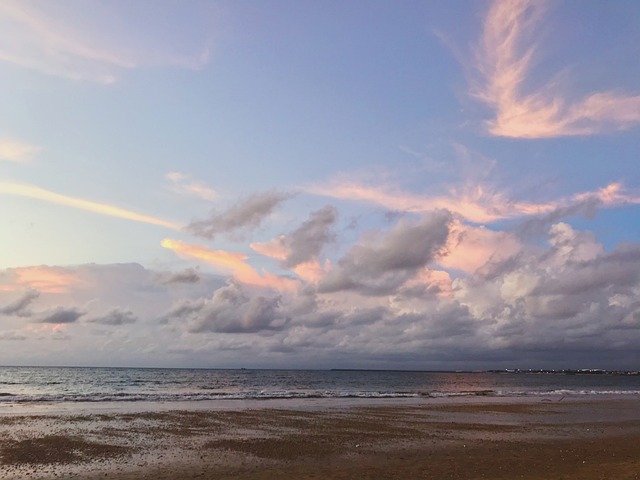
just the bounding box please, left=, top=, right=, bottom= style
left=1, top=397, right=640, bottom=479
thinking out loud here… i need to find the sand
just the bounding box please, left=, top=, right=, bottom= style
left=1, top=397, right=640, bottom=479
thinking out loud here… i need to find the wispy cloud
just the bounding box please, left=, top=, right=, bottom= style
left=473, top=0, right=640, bottom=138
left=0, top=182, right=179, bottom=229
left=0, top=0, right=213, bottom=83
left=0, top=137, right=41, bottom=163
left=250, top=206, right=338, bottom=268
left=165, top=172, right=217, bottom=201
left=310, top=179, right=640, bottom=224
left=187, top=191, right=293, bottom=240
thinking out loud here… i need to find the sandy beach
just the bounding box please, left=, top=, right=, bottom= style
left=1, top=397, right=640, bottom=479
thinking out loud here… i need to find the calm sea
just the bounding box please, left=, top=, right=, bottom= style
left=0, top=367, right=639, bottom=404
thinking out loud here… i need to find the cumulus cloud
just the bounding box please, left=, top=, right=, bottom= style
left=0, top=289, right=40, bottom=317
left=473, top=0, right=640, bottom=138
left=86, top=308, right=137, bottom=325
left=187, top=191, right=292, bottom=240
left=454, top=223, right=640, bottom=353
left=165, top=283, right=288, bottom=334
left=319, top=210, right=452, bottom=295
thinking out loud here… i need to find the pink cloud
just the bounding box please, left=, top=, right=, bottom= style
left=473, top=0, right=640, bottom=138
left=250, top=236, right=289, bottom=261
left=292, top=260, right=328, bottom=284
left=161, top=239, right=299, bottom=292
left=311, top=179, right=640, bottom=224
left=439, top=221, right=522, bottom=273
left=0, top=266, right=78, bottom=294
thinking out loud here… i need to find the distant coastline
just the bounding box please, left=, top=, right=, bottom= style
left=487, top=368, right=640, bottom=376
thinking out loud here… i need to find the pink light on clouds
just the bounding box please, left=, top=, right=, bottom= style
left=161, top=239, right=299, bottom=292
left=309, top=180, right=553, bottom=223
left=439, top=222, right=522, bottom=274
left=474, top=0, right=640, bottom=138
left=1, top=266, right=78, bottom=294
left=311, top=180, right=640, bottom=224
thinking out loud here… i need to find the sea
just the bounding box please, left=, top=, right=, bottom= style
left=1, top=367, right=639, bottom=404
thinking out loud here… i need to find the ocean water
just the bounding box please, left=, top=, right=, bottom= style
left=0, top=367, right=639, bottom=404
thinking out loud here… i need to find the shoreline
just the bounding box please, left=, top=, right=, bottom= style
left=1, top=396, right=640, bottom=479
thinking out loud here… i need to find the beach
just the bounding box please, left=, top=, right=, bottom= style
left=1, top=396, right=640, bottom=479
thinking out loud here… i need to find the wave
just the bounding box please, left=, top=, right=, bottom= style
left=0, top=388, right=638, bottom=403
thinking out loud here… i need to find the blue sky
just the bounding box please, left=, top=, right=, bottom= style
left=1, top=0, right=639, bottom=369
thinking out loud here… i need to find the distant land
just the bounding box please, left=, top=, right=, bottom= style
left=488, top=369, right=640, bottom=376
left=330, top=368, right=640, bottom=376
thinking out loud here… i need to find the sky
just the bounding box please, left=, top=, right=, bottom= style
left=1, top=0, right=639, bottom=369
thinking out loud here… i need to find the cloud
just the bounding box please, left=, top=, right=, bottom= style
left=0, top=266, right=78, bottom=294
left=473, top=0, right=640, bottom=138
left=251, top=205, right=338, bottom=268
left=86, top=308, right=137, bottom=326
left=310, top=180, right=553, bottom=223
left=165, top=283, right=288, bottom=334
left=36, top=306, right=84, bottom=324
left=161, top=239, right=299, bottom=292
left=0, top=289, right=40, bottom=316
left=439, top=221, right=522, bottom=273
left=0, top=137, right=41, bottom=163
left=0, top=182, right=179, bottom=229
left=0, top=331, right=27, bottom=341
left=453, top=223, right=640, bottom=352
left=311, top=179, right=640, bottom=224
left=0, top=0, right=213, bottom=83
left=155, top=267, right=201, bottom=285
left=186, top=191, right=292, bottom=240
left=319, top=210, right=452, bottom=295
left=165, top=172, right=217, bottom=201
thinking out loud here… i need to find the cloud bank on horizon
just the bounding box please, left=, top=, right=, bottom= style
left=1, top=0, right=639, bottom=369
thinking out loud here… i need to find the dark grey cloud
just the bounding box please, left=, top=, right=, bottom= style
left=319, top=210, right=452, bottom=295
left=0, top=289, right=39, bottom=317
left=37, top=307, right=84, bottom=324
left=87, top=308, right=137, bottom=325
left=165, top=283, right=288, bottom=334
left=283, top=205, right=338, bottom=267
left=187, top=191, right=292, bottom=240
left=155, top=267, right=200, bottom=285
